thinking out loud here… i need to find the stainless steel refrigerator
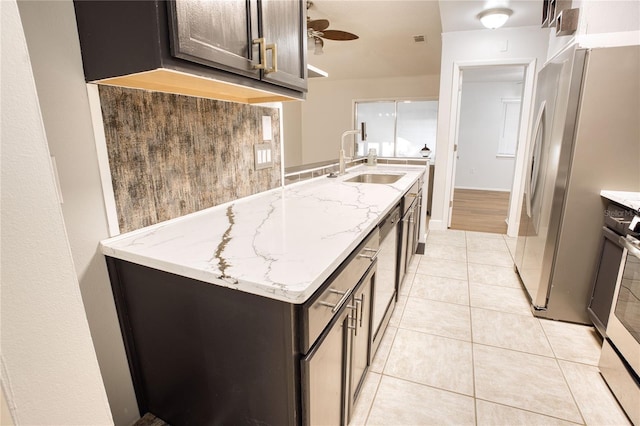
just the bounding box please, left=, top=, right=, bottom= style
left=514, top=44, right=640, bottom=324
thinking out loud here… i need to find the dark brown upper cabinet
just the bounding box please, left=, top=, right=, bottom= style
left=73, top=0, right=307, bottom=104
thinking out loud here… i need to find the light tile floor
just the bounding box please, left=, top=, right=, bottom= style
left=350, top=229, right=632, bottom=426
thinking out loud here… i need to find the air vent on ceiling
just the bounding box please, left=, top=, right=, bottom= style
left=413, top=35, right=426, bottom=43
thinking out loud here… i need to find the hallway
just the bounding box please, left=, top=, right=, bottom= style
left=450, top=189, right=510, bottom=234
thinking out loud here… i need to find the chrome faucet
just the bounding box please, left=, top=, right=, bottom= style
left=339, top=122, right=367, bottom=175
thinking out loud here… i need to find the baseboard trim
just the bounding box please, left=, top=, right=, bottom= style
left=428, top=219, right=446, bottom=231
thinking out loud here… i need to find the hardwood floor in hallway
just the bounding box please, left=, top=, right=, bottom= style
left=449, top=188, right=510, bottom=234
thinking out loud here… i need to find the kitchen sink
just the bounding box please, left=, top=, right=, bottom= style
left=346, top=173, right=405, bottom=184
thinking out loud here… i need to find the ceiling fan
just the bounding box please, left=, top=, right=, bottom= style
left=306, top=1, right=359, bottom=55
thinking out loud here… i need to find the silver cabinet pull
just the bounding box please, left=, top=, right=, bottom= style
left=347, top=314, right=357, bottom=331
left=358, top=249, right=379, bottom=262
left=354, top=294, right=365, bottom=328
left=319, top=288, right=352, bottom=313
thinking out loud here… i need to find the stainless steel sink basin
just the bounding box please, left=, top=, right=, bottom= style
left=346, top=173, right=405, bottom=184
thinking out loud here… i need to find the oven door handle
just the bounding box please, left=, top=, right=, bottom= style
left=619, top=235, right=640, bottom=258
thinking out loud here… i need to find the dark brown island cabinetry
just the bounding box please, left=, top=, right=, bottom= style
left=106, top=228, right=379, bottom=425
left=73, top=0, right=307, bottom=104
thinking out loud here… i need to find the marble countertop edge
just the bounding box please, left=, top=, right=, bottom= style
left=101, top=164, right=426, bottom=304
left=600, top=190, right=640, bottom=211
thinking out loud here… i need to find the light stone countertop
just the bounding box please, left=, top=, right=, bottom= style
left=601, top=190, right=640, bottom=212
left=101, top=164, right=426, bottom=304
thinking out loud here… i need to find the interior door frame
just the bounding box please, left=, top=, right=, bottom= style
left=443, top=58, right=537, bottom=237
left=447, top=70, right=464, bottom=227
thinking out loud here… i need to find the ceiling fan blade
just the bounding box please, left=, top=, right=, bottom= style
left=319, top=30, right=359, bottom=41
left=307, top=19, right=330, bottom=31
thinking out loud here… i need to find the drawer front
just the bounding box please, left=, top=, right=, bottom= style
left=402, top=178, right=422, bottom=215
left=302, top=228, right=379, bottom=353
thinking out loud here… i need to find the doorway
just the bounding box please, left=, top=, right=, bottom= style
left=449, top=65, right=526, bottom=235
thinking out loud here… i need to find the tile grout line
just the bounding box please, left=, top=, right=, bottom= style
left=539, top=318, right=588, bottom=425
left=464, top=231, right=481, bottom=426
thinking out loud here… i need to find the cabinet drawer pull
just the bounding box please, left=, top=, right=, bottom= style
left=319, top=288, right=352, bottom=313
left=265, top=43, right=277, bottom=74
left=358, top=249, right=379, bottom=262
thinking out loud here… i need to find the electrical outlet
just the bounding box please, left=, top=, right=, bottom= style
left=254, top=143, right=273, bottom=170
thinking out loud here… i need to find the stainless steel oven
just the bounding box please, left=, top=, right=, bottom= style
left=599, top=221, right=640, bottom=425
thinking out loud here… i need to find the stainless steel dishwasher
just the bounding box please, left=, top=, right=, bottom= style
left=398, top=177, right=423, bottom=293
left=371, top=205, right=400, bottom=358
left=301, top=228, right=379, bottom=426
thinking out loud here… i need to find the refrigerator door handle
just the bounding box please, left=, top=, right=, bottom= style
left=526, top=101, right=546, bottom=218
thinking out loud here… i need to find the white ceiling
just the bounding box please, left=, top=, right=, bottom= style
left=306, top=0, right=543, bottom=80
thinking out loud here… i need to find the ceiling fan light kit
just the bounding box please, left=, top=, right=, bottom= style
left=313, top=37, right=323, bottom=55
left=306, top=1, right=359, bottom=55
left=477, top=8, right=513, bottom=29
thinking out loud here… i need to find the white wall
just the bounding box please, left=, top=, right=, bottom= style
left=16, top=1, right=138, bottom=424
left=300, top=75, right=440, bottom=164
left=0, top=1, right=113, bottom=423
left=430, top=26, right=550, bottom=231
left=455, top=80, right=522, bottom=191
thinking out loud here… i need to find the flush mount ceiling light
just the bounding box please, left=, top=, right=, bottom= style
left=477, top=8, right=513, bottom=29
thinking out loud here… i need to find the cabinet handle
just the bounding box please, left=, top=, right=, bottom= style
left=319, top=288, right=352, bottom=313
left=252, top=38, right=277, bottom=74
left=347, top=314, right=357, bottom=331
left=358, top=249, right=379, bottom=262
left=265, top=43, right=277, bottom=74
left=355, top=293, right=365, bottom=328
left=253, top=38, right=266, bottom=70
left=348, top=304, right=359, bottom=336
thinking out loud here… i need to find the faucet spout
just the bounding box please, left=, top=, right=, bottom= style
left=339, top=129, right=362, bottom=175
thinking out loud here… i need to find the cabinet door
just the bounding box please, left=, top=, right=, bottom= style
left=588, top=227, right=625, bottom=335
left=259, top=0, right=307, bottom=91
left=301, top=309, right=351, bottom=426
left=350, top=265, right=374, bottom=415
left=168, top=0, right=261, bottom=79
left=412, top=193, right=422, bottom=254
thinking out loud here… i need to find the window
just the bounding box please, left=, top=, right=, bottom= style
left=497, top=99, right=521, bottom=157
left=355, top=100, right=438, bottom=158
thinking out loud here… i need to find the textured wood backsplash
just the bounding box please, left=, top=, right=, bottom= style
left=99, top=86, right=282, bottom=233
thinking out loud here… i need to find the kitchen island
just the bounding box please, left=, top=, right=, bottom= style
left=101, top=164, right=426, bottom=425
left=102, top=164, right=425, bottom=303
